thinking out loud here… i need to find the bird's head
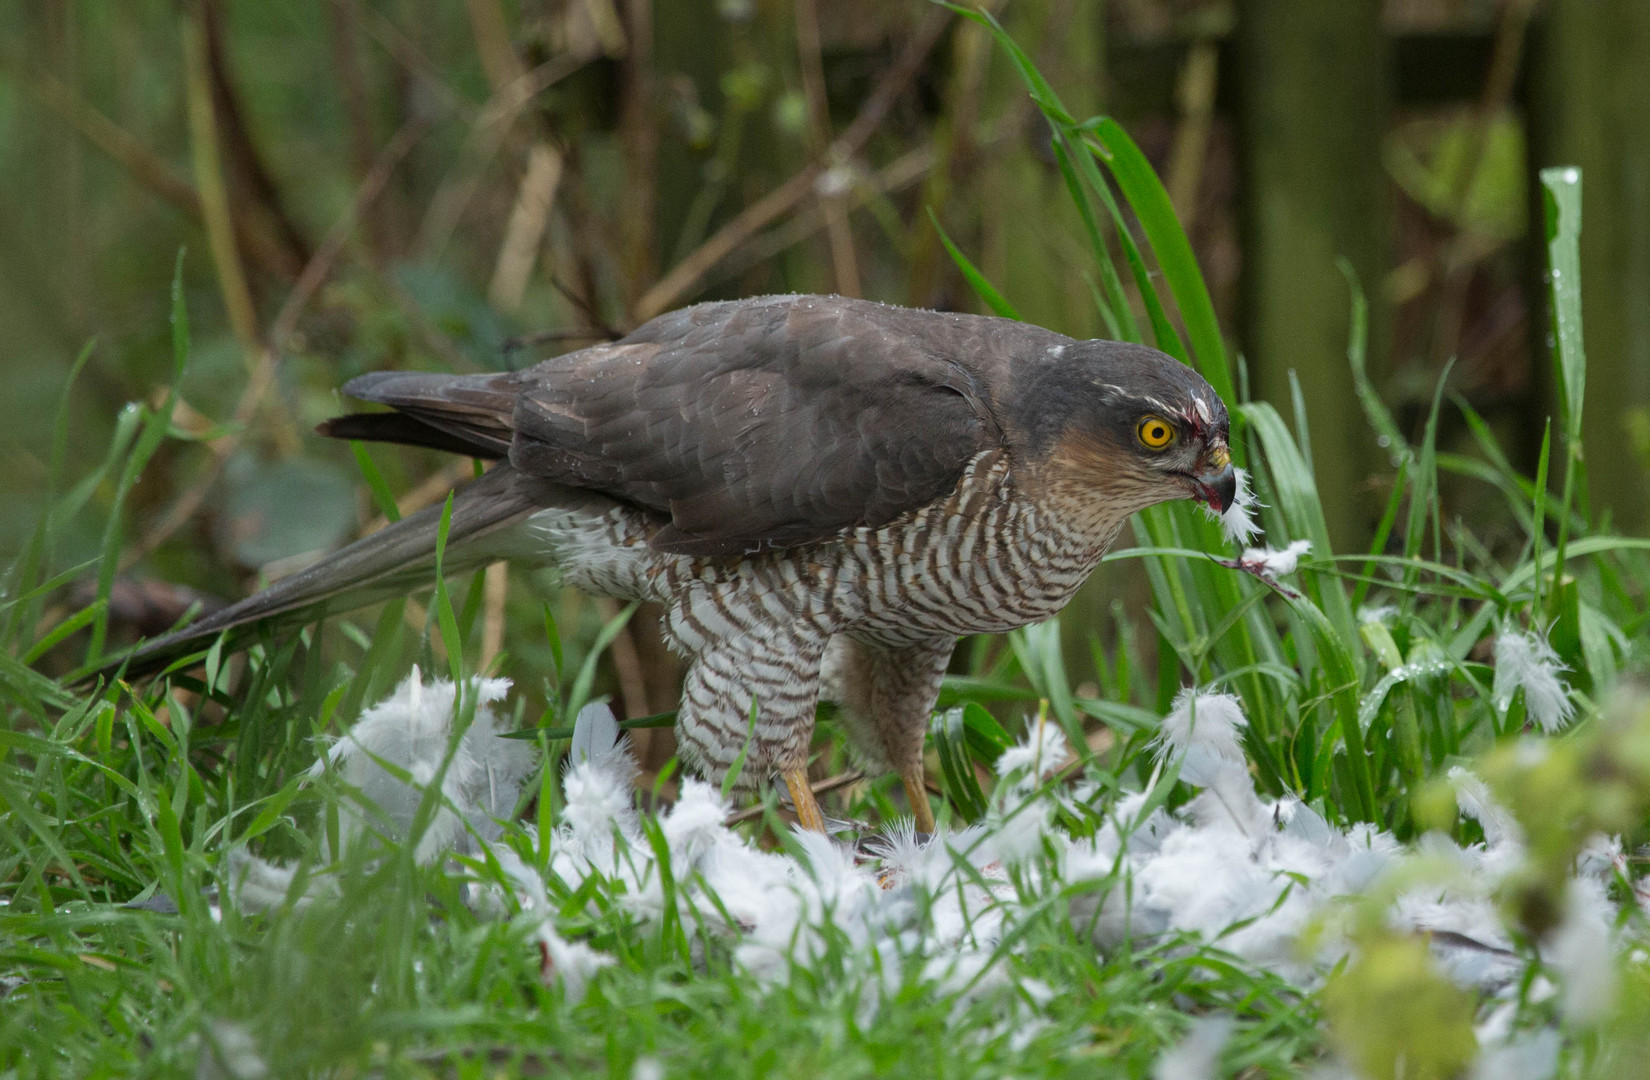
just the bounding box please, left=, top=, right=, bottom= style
left=1010, top=339, right=1235, bottom=523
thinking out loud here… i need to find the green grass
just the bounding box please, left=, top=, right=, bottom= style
left=5, top=17, right=1650, bottom=1080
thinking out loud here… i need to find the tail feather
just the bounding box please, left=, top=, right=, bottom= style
left=86, top=466, right=552, bottom=684
left=316, top=412, right=506, bottom=458
left=327, top=370, right=522, bottom=458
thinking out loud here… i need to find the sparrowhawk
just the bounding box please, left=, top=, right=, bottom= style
left=111, top=295, right=1236, bottom=832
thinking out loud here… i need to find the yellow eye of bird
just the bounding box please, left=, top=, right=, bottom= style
left=1137, top=416, right=1175, bottom=449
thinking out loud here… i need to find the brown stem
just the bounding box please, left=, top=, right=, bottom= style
left=488, top=143, right=565, bottom=312
left=616, top=0, right=659, bottom=302
left=794, top=0, right=860, bottom=296
left=183, top=14, right=259, bottom=353
left=595, top=598, right=649, bottom=725
left=464, top=0, right=525, bottom=93
left=0, top=57, right=297, bottom=281
left=199, top=0, right=313, bottom=273
left=632, top=7, right=950, bottom=322
left=480, top=562, right=509, bottom=672
left=124, top=113, right=433, bottom=571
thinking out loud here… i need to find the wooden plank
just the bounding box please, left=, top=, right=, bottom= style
left=1234, top=0, right=1389, bottom=550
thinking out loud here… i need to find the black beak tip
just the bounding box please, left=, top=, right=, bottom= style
left=1199, top=463, right=1237, bottom=515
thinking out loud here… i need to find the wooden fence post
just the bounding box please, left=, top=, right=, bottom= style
left=1527, top=0, right=1650, bottom=532
left=1234, top=0, right=1388, bottom=550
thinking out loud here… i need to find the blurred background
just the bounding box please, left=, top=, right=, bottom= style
left=1, top=0, right=1646, bottom=744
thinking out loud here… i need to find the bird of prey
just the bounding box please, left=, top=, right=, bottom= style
left=112, top=295, right=1236, bottom=833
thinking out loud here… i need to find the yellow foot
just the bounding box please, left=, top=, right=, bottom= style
left=900, top=765, right=937, bottom=835
left=782, top=766, right=827, bottom=833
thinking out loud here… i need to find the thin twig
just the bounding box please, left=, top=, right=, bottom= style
left=795, top=0, right=861, bottom=297
left=550, top=272, right=623, bottom=341
left=707, top=144, right=938, bottom=290
left=723, top=771, right=865, bottom=826
left=123, top=113, right=434, bottom=570
left=595, top=597, right=650, bottom=725
left=352, top=1, right=471, bottom=119
left=269, top=113, right=432, bottom=345
left=183, top=14, right=259, bottom=353
left=488, top=142, right=564, bottom=312
left=416, top=51, right=592, bottom=259
left=708, top=112, right=1028, bottom=295
left=632, top=7, right=950, bottom=322
left=0, top=55, right=299, bottom=280
left=1166, top=39, right=1219, bottom=229
left=480, top=562, right=509, bottom=671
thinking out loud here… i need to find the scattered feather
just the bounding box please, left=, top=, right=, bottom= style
left=308, top=668, right=532, bottom=863
left=198, top=1018, right=269, bottom=1080
left=1155, top=689, right=1249, bottom=787
left=1236, top=539, right=1312, bottom=577
left=994, top=719, right=1069, bottom=787
left=1154, top=1015, right=1233, bottom=1080
left=537, top=921, right=616, bottom=1003
left=1448, top=767, right=1522, bottom=853
left=212, top=671, right=1644, bottom=1076
left=1493, top=625, right=1576, bottom=734
left=570, top=701, right=621, bottom=766
left=1546, top=879, right=1618, bottom=1024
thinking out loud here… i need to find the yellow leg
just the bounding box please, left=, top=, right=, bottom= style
left=782, top=767, right=827, bottom=833
left=901, top=765, right=937, bottom=835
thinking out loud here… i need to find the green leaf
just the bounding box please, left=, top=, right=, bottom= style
left=86, top=253, right=191, bottom=663
left=431, top=493, right=465, bottom=687
left=1540, top=167, right=1586, bottom=449
left=349, top=441, right=401, bottom=522
left=1088, top=118, right=1236, bottom=409
left=960, top=701, right=1013, bottom=764
left=931, top=707, right=988, bottom=822
left=564, top=602, right=637, bottom=727
left=927, top=208, right=1021, bottom=320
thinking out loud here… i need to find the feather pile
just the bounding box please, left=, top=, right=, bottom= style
left=231, top=671, right=1632, bottom=1068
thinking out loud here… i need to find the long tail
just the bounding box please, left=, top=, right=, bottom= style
left=84, top=465, right=552, bottom=684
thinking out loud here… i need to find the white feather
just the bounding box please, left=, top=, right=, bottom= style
left=1203, top=466, right=1262, bottom=546
left=1492, top=625, right=1576, bottom=734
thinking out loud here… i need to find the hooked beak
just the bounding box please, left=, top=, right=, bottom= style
left=1189, top=447, right=1237, bottom=514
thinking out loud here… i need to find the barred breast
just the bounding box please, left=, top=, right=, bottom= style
left=520, top=450, right=1124, bottom=781
left=629, top=451, right=1118, bottom=655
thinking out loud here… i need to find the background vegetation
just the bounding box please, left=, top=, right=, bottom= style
left=3, top=1, right=1650, bottom=1076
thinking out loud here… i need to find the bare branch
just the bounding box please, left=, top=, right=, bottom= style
left=633, top=7, right=950, bottom=322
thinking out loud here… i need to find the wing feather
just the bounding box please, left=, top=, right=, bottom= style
left=508, top=297, right=1004, bottom=554
left=325, top=296, right=1060, bottom=557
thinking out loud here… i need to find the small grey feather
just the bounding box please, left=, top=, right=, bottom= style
left=570, top=702, right=621, bottom=766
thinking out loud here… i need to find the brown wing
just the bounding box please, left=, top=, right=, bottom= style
left=322, top=296, right=1049, bottom=556
left=507, top=296, right=1003, bottom=555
